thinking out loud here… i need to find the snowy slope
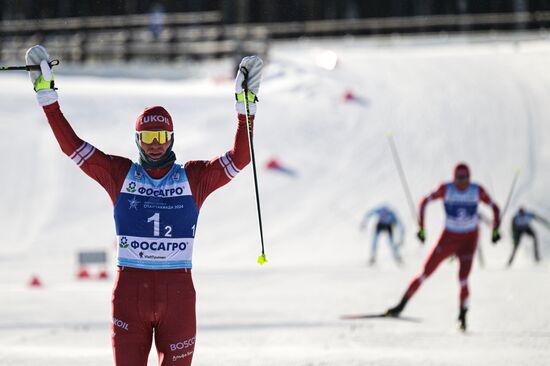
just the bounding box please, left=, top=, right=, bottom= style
left=0, top=35, right=549, bottom=365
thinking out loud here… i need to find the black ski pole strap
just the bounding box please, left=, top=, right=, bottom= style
left=236, top=67, right=259, bottom=103
left=240, top=66, right=249, bottom=90
left=27, top=59, right=60, bottom=71
left=46, top=59, right=60, bottom=69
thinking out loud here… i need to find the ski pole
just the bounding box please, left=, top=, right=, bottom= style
left=534, top=214, right=550, bottom=230
left=387, top=131, right=418, bottom=222
left=241, top=66, right=268, bottom=265
left=0, top=59, right=60, bottom=71
left=499, top=168, right=520, bottom=225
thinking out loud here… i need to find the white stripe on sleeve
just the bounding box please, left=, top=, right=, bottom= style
left=220, top=153, right=240, bottom=179
left=70, top=142, right=96, bottom=167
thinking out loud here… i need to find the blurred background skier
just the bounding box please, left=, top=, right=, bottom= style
left=507, top=207, right=550, bottom=266
left=359, top=204, right=404, bottom=265
left=384, top=163, right=501, bottom=331
left=148, top=2, right=165, bottom=40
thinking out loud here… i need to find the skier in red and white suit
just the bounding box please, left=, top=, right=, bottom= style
left=385, top=163, right=501, bottom=330
left=26, top=45, right=263, bottom=365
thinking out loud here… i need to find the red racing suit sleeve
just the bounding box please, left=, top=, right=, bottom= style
left=185, top=114, right=252, bottom=210
left=478, top=185, right=500, bottom=229
left=42, top=102, right=132, bottom=205
left=418, top=184, right=446, bottom=228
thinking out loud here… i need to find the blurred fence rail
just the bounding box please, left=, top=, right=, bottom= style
left=259, top=11, right=550, bottom=37
left=2, top=10, right=550, bottom=64
left=0, top=11, right=222, bottom=33
left=0, top=10, right=269, bottom=63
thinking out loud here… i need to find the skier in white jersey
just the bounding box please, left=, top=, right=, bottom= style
left=26, top=44, right=263, bottom=366
left=359, top=205, right=404, bottom=265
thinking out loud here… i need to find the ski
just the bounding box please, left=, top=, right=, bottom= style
left=341, top=313, right=388, bottom=319
left=340, top=313, right=421, bottom=322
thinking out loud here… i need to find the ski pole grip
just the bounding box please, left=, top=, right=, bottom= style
left=240, top=66, right=249, bottom=90
left=25, top=59, right=60, bottom=71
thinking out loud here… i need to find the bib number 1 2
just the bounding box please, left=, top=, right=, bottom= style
left=147, top=213, right=173, bottom=237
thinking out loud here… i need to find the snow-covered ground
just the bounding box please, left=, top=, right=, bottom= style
left=1, top=35, right=549, bottom=365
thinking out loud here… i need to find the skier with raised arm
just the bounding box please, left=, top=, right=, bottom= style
left=384, top=163, right=501, bottom=331
left=26, top=45, right=263, bottom=366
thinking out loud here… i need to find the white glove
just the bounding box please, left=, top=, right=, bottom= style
left=25, top=45, right=58, bottom=106
left=235, top=56, right=263, bottom=115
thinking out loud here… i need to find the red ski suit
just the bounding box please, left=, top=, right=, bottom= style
left=42, top=102, right=252, bottom=366
left=404, top=183, right=500, bottom=309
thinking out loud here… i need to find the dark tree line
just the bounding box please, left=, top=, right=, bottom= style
left=2, top=0, right=550, bottom=22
